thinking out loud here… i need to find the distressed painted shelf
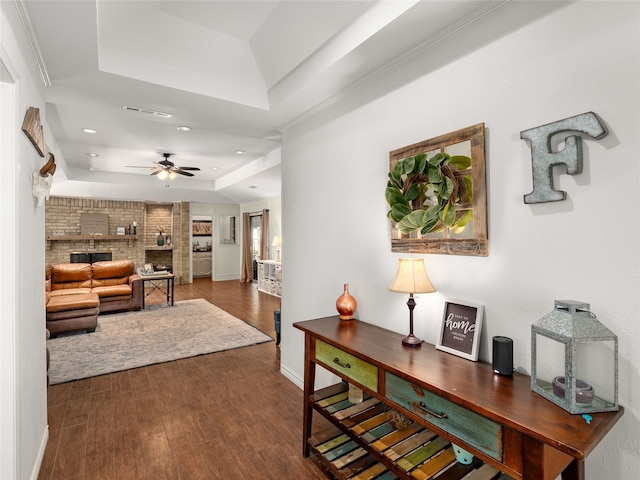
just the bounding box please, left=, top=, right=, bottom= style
left=308, top=383, right=507, bottom=480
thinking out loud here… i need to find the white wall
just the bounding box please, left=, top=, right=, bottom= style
left=280, top=2, right=639, bottom=478
left=1, top=2, right=51, bottom=478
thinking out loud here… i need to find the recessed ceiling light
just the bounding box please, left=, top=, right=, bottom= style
left=177, top=126, right=191, bottom=131
left=89, top=167, right=100, bottom=171
left=235, top=150, right=246, bottom=155
left=82, top=128, right=97, bottom=134
left=211, top=167, right=219, bottom=170
left=86, top=153, right=98, bottom=157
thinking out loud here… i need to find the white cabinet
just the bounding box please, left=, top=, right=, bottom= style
left=257, top=260, right=281, bottom=297
left=192, top=251, right=212, bottom=277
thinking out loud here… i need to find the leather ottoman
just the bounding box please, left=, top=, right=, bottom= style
left=46, top=293, right=99, bottom=337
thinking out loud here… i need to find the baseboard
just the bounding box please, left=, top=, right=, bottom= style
left=30, top=425, right=49, bottom=480
left=214, top=274, right=240, bottom=281
left=280, top=364, right=304, bottom=390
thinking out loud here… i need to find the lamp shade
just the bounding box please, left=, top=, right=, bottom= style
left=272, top=235, right=281, bottom=247
left=388, top=258, right=435, bottom=294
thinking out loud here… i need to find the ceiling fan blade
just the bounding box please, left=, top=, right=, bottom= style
left=177, top=166, right=200, bottom=171
left=174, top=169, right=195, bottom=177
left=150, top=168, right=162, bottom=176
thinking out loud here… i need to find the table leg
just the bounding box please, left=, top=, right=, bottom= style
left=302, top=334, right=316, bottom=457
left=561, top=458, right=585, bottom=480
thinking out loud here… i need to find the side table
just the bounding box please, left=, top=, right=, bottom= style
left=140, top=273, right=175, bottom=308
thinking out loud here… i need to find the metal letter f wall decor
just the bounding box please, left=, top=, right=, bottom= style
left=520, top=112, right=607, bottom=204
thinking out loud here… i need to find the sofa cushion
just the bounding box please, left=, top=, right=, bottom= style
left=46, top=307, right=99, bottom=321
left=48, top=288, right=92, bottom=298
left=92, top=284, right=132, bottom=298
left=92, top=260, right=134, bottom=280
left=47, top=293, right=99, bottom=313
left=51, top=263, right=93, bottom=290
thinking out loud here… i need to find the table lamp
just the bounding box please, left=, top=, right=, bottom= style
left=272, top=235, right=281, bottom=262
left=388, top=258, right=436, bottom=347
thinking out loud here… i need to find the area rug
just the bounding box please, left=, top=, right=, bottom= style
left=47, top=299, right=273, bottom=385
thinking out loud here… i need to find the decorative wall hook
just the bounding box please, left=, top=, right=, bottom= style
left=520, top=112, right=607, bottom=204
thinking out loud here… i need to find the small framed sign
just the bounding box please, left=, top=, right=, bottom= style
left=436, top=300, right=484, bottom=361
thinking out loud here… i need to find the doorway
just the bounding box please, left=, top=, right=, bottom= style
left=250, top=214, right=262, bottom=281
left=241, top=209, right=269, bottom=283
left=192, top=216, right=213, bottom=278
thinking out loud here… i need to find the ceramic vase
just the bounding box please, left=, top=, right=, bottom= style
left=336, top=283, right=357, bottom=320
left=157, top=235, right=164, bottom=246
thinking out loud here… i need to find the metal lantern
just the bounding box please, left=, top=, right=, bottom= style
left=531, top=300, right=618, bottom=414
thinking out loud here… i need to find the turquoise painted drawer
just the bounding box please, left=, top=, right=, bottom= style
left=385, top=372, right=502, bottom=461
left=315, top=340, right=378, bottom=392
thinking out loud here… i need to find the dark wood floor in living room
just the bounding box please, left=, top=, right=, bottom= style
left=39, top=279, right=330, bottom=480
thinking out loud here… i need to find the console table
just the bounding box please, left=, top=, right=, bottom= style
left=294, top=316, right=623, bottom=480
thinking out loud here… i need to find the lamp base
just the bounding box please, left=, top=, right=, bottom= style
left=402, top=334, right=422, bottom=347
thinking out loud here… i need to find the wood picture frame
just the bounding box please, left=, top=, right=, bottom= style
left=21, top=107, right=45, bottom=157
left=388, top=123, right=488, bottom=256
left=436, top=300, right=484, bottom=361
left=192, top=220, right=212, bottom=236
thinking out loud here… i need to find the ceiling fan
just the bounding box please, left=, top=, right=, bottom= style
left=127, top=153, right=200, bottom=179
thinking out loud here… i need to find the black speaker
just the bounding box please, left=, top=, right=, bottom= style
left=492, top=336, right=513, bottom=376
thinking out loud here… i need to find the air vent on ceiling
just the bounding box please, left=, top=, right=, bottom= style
left=122, top=105, right=173, bottom=118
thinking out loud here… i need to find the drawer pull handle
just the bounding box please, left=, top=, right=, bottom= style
left=418, top=401, right=448, bottom=419
left=333, top=357, right=351, bottom=369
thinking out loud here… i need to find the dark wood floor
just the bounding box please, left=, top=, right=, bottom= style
left=39, top=278, right=330, bottom=480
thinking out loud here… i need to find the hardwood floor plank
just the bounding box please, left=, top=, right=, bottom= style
left=84, top=425, right=116, bottom=480
left=88, top=390, right=113, bottom=430
left=52, top=423, right=87, bottom=479
left=89, top=374, right=112, bottom=395
left=62, top=393, right=91, bottom=429
left=134, top=395, right=166, bottom=436
left=113, top=427, right=147, bottom=480
left=167, top=434, right=213, bottom=480
left=138, top=431, right=179, bottom=480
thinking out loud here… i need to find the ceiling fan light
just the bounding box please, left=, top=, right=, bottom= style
left=157, top=170, right=168, bottom=180
left=168, top=171, right=177, bottom=180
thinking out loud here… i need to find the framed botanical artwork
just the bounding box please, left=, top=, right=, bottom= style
left=386, top=123, right=488, bottom=256
left=436, top=300, right=484, bottom=361
left=192, top=220, right=212, bottom=236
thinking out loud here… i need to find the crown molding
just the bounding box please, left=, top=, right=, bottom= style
left=14, top=0, right=50, bottom=87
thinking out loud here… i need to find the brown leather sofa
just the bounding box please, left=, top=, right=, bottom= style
left=46, top=260, right=142, bottom=337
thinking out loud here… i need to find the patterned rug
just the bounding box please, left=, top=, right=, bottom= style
left=47, top=299, right=273, bottom=385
